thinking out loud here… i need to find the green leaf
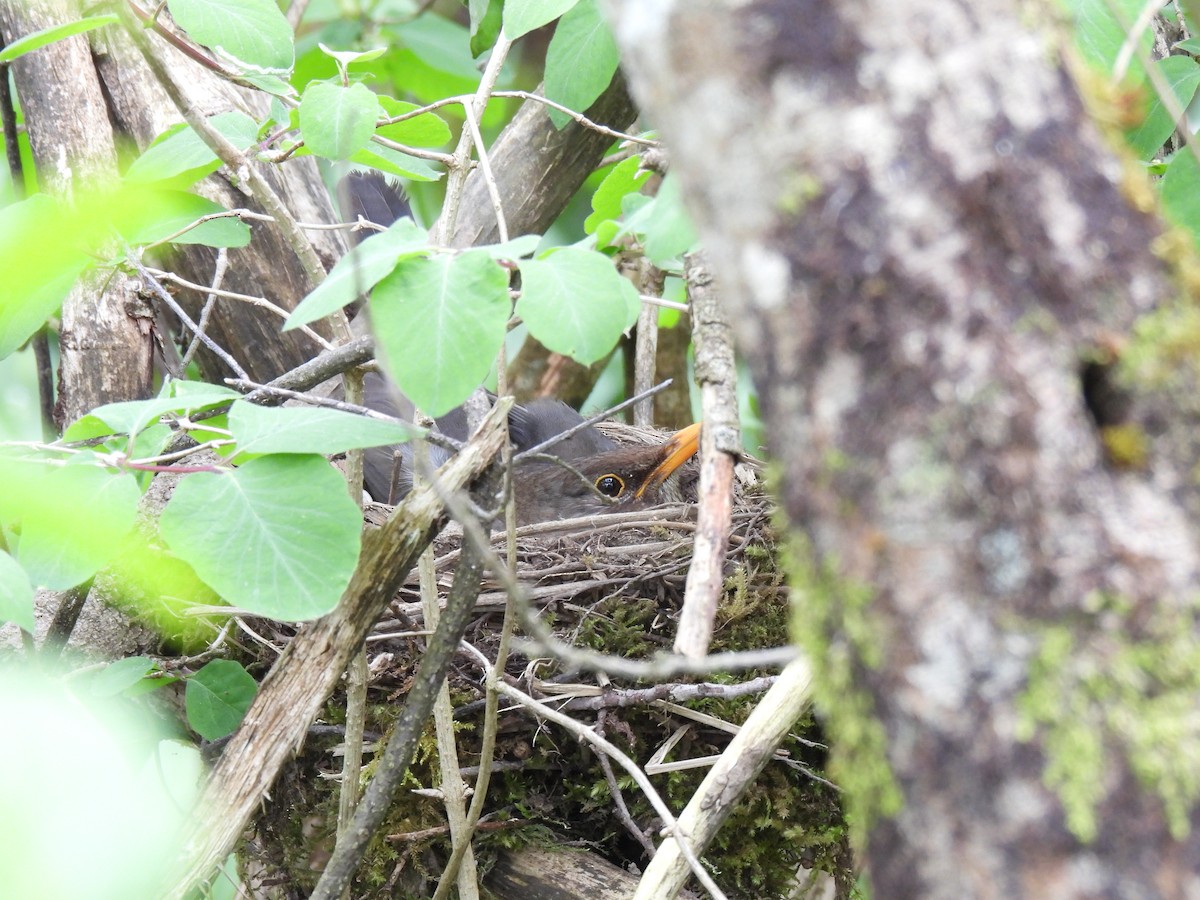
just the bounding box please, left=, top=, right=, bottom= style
left=185, top=659, right=257, bottom=741
left=85, top=656, right=157, bottom=697
left=284, top=218, right=430, bottom=330
left=318, top=42, right=387, bottom=69
left=469, top=0, right=504, bottom=57
left=227, top=401, right=420, bottom=457
left=64, top=381, right=241, bottom=442
left=0, top=456, right=142, bottom=590
left=0, top=195, right=86, bottom=361
left=126, top=111, right=261, bottom=184
left=503, top=0, right=581, bottom=40
left=1161, top=147, right=1200, bottom=247
left=168, top=0, right=294, bottom=71
left=1176, top=37, right=1200, bottom=55
left=1062, top=0, right=1151, bottom=79
left=372, top=251, right=510, bottom=417
left=349, top=144, right=443, bottom=182
left=300, top=82, right=380, bottom=161
left=544, top=0, right=619, bottom=129
left=1126, top=56, right=1200, bottom=159
left=158, top=456, right=362, bottom=620
left=0, top=550, right=34, bottom=632
left=121, top=192, right=251, bottom=249
left=376, top=95, right=453, bottom=147
left=0, top=14, right=118, bottom=65
left=516, top=248, right=639, bottom=365
left=585, top=155, right=650, bottom=234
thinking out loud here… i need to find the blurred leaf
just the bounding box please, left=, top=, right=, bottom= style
left=504, top=0, right=581, bottom=40
left=284, top=218, right=430, bottom=330
left=1126, top=56, right=1200, bottom=158
left=125, top=111, right=260, bottom=184
left=376, top=95, right=453, bottom=147
left=159, top=455, right=361, bottom=620
left=544, top=0, right=619, bottom=129
left=372, top=251, right=510, bottom=417
left=105, top=532, right=224, bottom=652
left=393, top=13, right=480, bottom=79
left=300, top=82, right=380, bottom=161
left=168, top=0, right=294, bottom=71
left=0, top=187, right=217, bottom=361
left=0, top=550, right=34, bottom=632
left=622, top=173, right=698, bottom=265
left=185, top=659, right=257, bottom=741
left=0, top=455, right=141, bottom=590
left=475, top=234, right=541, bottom=260
left=0, top=672, right=192, bottom=900
left=517, top=248, right=639, bottom=364
left=0, top=14, right=118, bottom=64
left=585, top=155, right=650, bottom=234
left=227, top=401, right=421, bottom=457
left=1062, top=0, right=1150, bottom=80
left=1161, top=146, right=1200, bottom=246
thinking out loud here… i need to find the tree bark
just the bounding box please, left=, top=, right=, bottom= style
left=444, top=75, right=638, bottom=248
left=0, top=0, right=155, bottom=426
left=610, top=0, right=1200, bottom=896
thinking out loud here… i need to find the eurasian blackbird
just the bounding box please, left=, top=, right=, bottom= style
left=360, top=373, right=700, bottom=525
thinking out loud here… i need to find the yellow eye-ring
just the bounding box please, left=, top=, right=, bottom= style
left=594, top=474, right=625, bottom=497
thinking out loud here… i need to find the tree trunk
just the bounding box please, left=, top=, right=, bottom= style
left=610, top=0, right=1200, bottom=896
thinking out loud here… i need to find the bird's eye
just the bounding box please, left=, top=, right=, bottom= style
left=594, top=474, right=625, bottom=497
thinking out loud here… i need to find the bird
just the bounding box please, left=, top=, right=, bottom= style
left=359, top=372, right=700, bottom=525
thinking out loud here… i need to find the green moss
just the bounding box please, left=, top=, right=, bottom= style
left=1018, top=594, right=1200, bottom=841
left=782, top=528, right=903, bottom=844
left=1099, top=423, right=1149, bottom=469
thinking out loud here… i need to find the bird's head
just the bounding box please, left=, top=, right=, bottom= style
left=513, top=422, right=701, bottom=524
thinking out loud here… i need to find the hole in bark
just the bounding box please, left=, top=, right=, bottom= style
left=1080, top=359, right=1130, bottom=429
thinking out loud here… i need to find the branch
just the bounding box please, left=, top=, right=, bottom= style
left=675, top=252, right=738, bottom=658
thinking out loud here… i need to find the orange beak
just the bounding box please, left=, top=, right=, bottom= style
left=634, top=422, right=702, bottom=499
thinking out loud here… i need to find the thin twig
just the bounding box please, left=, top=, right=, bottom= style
left=459, top=101, right=508, bottom=244
left=128, top=253, right=249, bottom=380
left=181, top=248, right=229, bottom=369
left=433, top=35, right=513, bottom=245
left=147, top=267, right=334, bottom=352
left=596, top=706, right=657, bottom=858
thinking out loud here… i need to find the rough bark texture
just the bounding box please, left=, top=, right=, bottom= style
left=0, top=0, right=155, bottom=425
left=611, top=0, right=1200, bottom=897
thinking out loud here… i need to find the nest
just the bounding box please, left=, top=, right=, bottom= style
left=363, top=446, right=777, bottom=690
left=247, top=434, right=850, bottom=898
